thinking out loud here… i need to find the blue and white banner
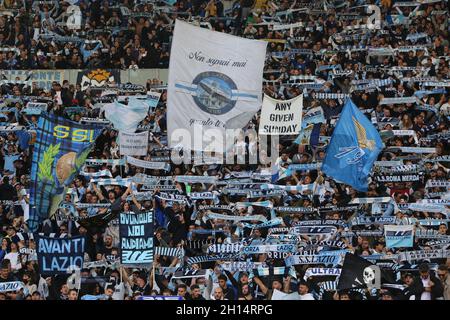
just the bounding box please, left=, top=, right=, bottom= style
left=126, top=156, right=170, bottom=171
left=119, top=211, right=154, bottom=265
left=241, top=244, right=296, bottom=254
left=167, top=19, right=267, bottom=151
left=0, top=281, right=25, bottom=293
left=303, top=268, right=341, bottom=280
left=285, top=253, right=343, bottom=266
left=242, top=218, right=284, bottom=229
left=36, top=235, right=85, bottom=275
left=384, top=224, right=414, bottom=248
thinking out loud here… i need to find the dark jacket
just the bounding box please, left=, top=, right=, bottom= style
left=411, top=272, right=444, bottom=300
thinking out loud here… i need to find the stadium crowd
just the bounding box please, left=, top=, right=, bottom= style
left=0, top=0, right=449, bottom=301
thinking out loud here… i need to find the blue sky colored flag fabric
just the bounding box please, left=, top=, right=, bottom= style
left=322, top=99, right=383, bottom=192
left=103, top=98, right=149, bottom=133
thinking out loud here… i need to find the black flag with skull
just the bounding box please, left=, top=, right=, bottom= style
left=337, top=253, right=381, bottom=290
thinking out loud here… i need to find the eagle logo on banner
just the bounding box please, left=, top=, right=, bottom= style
left=334, top=117, right=376, bottom=166
left=80, top=69, right=116, bottom=91
left=353, top=117, right=376, bottom=150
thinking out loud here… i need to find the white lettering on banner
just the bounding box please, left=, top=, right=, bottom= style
left=0, top=281, right=25, bottom=293
left=38, top=238, right=84, bottom=254
left=259, top=94, right=303, bottom=135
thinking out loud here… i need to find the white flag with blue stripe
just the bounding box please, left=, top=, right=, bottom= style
left=167, top=19, right=267, bottom=151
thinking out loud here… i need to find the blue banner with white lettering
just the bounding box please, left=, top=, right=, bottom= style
left=36, top=235, right=86, bottom=275
left=119, top=211, right=154, bottom=265
left=28, top=114, right=104, bottom=232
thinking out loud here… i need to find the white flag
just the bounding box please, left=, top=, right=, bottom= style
left=259, top=94, right=303, bottom=135
left=119, top=131, right=149, bottom=156
left=167, top=19, right=267, bottom=152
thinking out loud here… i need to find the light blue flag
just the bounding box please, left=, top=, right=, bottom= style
left=103, top=98, right=149, bottom=132
left=322, top=99, right=383, bottom=192
left=384, top=225, right=414, bottom=248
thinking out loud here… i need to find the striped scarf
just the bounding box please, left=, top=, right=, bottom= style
left=154, top=246, right=184, bottom=259
left=207, top=243, right=243, bottom=254
left=79, top=169, right=113, bottom=178
left=185, top=239, right=216, bottom=250
left=92, top=177, right=132, bottom=187
left=312, top=92, right=349, bottom=100
left=220, top=262, right=267, bottom=272
left=235, top=200, right=273, bottom=209
left=205, top=212, right=267, bottom=223
left=260, top=184, right=315, bottom=192
left=186, top=253, right=238, bottom=265
left=242, top=218, right=284, bottom=229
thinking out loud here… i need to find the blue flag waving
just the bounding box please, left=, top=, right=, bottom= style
left=322, top=99, right=383, bottom=192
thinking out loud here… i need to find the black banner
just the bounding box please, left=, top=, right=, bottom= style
left=36, top=235, right=85, bottom=275
left=119, top=211, right=154, bottom=265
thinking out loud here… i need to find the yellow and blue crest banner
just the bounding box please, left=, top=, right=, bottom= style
left=28, top=113, right=104, bottom=232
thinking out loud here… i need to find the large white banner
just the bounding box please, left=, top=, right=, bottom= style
left=259, top=94, right=303, bottom=135
left=167, top=19, right=267, bottom=151
left=119, top=131, right=149, bottom=156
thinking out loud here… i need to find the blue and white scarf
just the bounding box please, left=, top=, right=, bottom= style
left=205, top=212, right=267, bottom=223
left=206, top=243, right=243, bottom=254
left=79, top=169, right=113, bottom=178
left=175, top=175, right=218, bottom=184
left=241, top=244, right=296, bottom=254
left=261, top=184, right=315, bottom=192
left=85, top=158, right=126, bottom=166
left=241, top=218, right=284, bottom=229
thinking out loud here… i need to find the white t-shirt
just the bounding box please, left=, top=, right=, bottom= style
left=421, top=278, right=432, bottom=300
left=4, top=252, right=22, bottom=271
left=108, top=281, right=127, bottom=300
left=299, top=293, right=315, bottom=300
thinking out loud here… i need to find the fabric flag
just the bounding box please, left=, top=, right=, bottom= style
left=167, top=19, right=267, bottom=151
left=302, top=106, right=325, bottom=128
left=384, top=225, right=414, bottom=248
left=119, top=211, right=154, bottom=265
left=322, top=99, right=383, bottom=191
left=103, top=98, right=149, bottom=133
left=294, top=123, right=321, bottom=146
left=28, top=114, right=103, bottom=232
left=337, top=253, right=376, bottom=290
left=77, top=69, right=120, bottom=91
left=36, top=235, right=86, bottom=275
left=119, top=131, right=149, bottom=156
left=259, top=94, right=303, bottom=135
left=144, top=91, right=161, bottom=110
